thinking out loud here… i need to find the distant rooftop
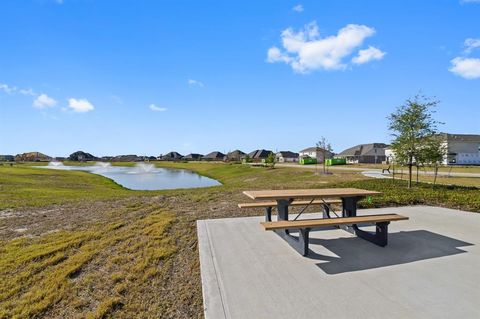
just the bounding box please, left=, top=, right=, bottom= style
left=338, top=143, right=389, bottom=157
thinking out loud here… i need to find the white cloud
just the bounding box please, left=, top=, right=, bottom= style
left=19, top=88, right=36, bottom=96
left=292, top=4, right=304, bottom=12
left=449, top=57, right=480, bottom=79
left=68, top=98, right=94, bottom=113
left=188, top=79, right=204, bottom=87
left=352, top=46, right=386, bottom=64
left=464, top=38, right=480, bottom=54
left=0, top=83, right=15, bottom=94
left=149, top=104, right=167, bottom=112
left=266, top=22, right=382, bottom=73
left=33, top=94, right=57, bottom=108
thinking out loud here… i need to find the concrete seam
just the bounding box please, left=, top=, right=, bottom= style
left=204, top=221, right=229, bottom=319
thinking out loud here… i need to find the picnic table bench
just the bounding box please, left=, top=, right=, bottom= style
left=241, top=188, right=408, bottom=256
left=238, top=199, right=342, bottom=221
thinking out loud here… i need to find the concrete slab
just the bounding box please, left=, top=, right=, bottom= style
left=197, top=206, right=480, bottom=319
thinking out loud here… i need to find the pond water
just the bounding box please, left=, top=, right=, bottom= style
left=39, top=162, right=221, bottom=190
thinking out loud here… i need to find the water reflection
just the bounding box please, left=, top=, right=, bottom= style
left=39, top=162, right=221, bottom=190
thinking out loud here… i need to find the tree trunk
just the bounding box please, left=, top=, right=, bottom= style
left=408, top=162, right=412, bottom=188
left=433, top=164, right=438, bottom=187
left=416, top=165, right=419, bottom=184
left=392, top=162, right=395, bottom=182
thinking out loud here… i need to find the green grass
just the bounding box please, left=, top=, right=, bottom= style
left=0, top=166, right=135, bottom=209
left=0, top=161, right=479, bottom=318
left=1, top=162, right=479, bottom=211
left=0, top=208, right=175, bottom=318
left=336, top=163, right=480, bottom=173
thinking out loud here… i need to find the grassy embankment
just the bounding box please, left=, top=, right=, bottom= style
left=0, top=162, right=479, bottom=318
left=334, top=163, right=480, bottom=173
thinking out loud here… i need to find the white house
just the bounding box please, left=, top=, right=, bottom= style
left=385, top=133, right=480, bottom=165
left=299, top=147, right=333, bottom=163
left=442, top=133, right=480, bottom=165
left=275, top=151, right=299, bottom=163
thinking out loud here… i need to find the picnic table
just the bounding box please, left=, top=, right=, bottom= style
left=241, top=188, right=408, bottom=256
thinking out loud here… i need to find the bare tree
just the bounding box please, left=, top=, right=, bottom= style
left=316, top=137, right=333, bottom=175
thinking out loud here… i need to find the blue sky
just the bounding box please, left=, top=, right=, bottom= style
left=1, top=0, right=479, bottom=157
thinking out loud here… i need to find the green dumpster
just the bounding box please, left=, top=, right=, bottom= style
left=325, top=158, right=347, bottom=166
left=299, top=157, right=317, bottom=165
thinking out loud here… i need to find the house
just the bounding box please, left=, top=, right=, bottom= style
left=203, top=151, right=226, bottom=161
left=112, top=154, right=142, bottom=162
left=248, top=149, right=273, bottom=162
left=15, top=152, right=52, bottom=162
left=226, top=150, right=246, bottom=161
left=161, top=152, right=184, bottom=161
left=442, top=134, right=480, bottom=165
left=299, top=147, right=333, bottom=164
left=184, top=153, right=203, bottom=161
left=275, top=151, right=299, bottom=163
left=68, top=151, right=97, bottom=162
left=337, top=143, right=388, bottom=164
left=0, top=155, right=15, bottom=162
left=386, top=134, right=480, bottom=165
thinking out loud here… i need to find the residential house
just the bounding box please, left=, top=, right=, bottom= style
left=112, top=154, right=142, bottom=162
left=226, top=150, right=246, bottom=161
left=337, top=143, right=388, bottom=164
left=0, top=155, right=15, bottom=162
left=442, top=134, right=480, bottom=165
left=248, top=149, right=273, bottom=162
left=68, top=151, right=97, bottom=162
left=203, top=151, right=226, bottom=161
left=275, top=151, right=299, bottom=163
left=184, top=153, right=203, bottom=161
left=299, top=147, right=333, bottom=163
left=386, top=134, right=480, bottom=165
left=15, top=152, right=52, bottom=162
left=161, top=152, right=184, bottom=161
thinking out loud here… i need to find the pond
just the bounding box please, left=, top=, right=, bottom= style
left=39, top=162, right=221, bottom=190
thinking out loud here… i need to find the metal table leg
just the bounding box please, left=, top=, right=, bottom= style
left=340, top=196, right=362, bottom=234
left=273, top=198, right=312, bottom=255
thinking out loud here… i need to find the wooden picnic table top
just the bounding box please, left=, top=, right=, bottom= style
left=242, top=188, right=381, bottom=201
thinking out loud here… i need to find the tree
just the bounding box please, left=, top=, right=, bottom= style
left=388, top=94, right=442, bottom=188
left=265, top=152, right=276, bottom=169
left=316, top=137, right=333, bottom=174
left=418, top=136, right=446, bottom=186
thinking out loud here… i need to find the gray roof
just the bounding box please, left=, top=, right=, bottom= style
left=248, top=149, right=272, bottom=159
left=276, top=151, right=299, bottom=158
left=227, top=150, right=246, bottom=157
left=300, top=147, right=317, bottom=152
left=204, top=151, right=225, bottom=159
left=162, top=152, right=184, bottom=159
left=184, top=153, right=203, bottom=159
left=441, top=133, right=480, bottom=143
left=338, top=143, right=389, bottom=157
left=299, top=147, right=333, bottom=154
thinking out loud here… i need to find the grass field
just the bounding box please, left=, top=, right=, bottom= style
left=1, top=162, right=479, bottom=318
left=333, top=163, right=480, bottom=173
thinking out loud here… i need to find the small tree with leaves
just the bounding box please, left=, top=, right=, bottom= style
left=316, top=137, right=333, bottom=174
left=419, top=136, right=446, bottom=186
left=265, top=152, right=276, bottom=169
left=388, top=94, right=442, bottom=188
